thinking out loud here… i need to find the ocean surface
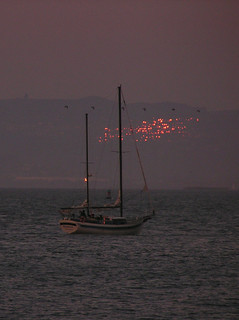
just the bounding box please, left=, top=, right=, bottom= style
left=0, top=189, right=238, bottom=319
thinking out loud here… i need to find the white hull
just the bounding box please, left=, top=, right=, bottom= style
left=59, top=218, right=144, bottom=235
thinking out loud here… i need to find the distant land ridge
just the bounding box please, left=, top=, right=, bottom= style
left=0, top=97, right=238, bottom=189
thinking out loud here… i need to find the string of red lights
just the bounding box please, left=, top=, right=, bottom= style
left=99, top=117, right=200, bottom=143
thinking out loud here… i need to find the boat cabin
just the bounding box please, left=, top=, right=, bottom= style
left=111, top=217, right=127, bottom=225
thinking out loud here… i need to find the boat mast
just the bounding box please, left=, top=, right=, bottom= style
left=85, top=113, right=90, bottom=216
left=118, top=86, right=123, bottom=217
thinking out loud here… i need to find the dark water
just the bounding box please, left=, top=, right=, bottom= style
left=0, top=189, right=238, bottom=319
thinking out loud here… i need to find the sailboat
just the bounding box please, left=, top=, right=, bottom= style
left=59, top=86, right=154, bottom=235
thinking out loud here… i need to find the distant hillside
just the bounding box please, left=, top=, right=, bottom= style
left=0, top=97, right=238, bottom=189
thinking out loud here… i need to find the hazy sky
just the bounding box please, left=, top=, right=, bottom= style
left=0, top=0, right=238, bottom=110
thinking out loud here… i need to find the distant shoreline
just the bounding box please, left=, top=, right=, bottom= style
left=184, top=187, right=229, bottom=191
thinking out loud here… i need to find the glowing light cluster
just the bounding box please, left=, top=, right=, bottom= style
left=99, top=117, right=199, bottom=143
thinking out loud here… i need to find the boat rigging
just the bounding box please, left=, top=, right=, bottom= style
left=59, top=86, right=154, bottom=235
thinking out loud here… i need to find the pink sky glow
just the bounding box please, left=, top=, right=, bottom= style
left=0, top=0, right=238, bottom=110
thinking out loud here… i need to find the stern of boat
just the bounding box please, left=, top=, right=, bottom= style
left=59, top=219, right=80, bottom=234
